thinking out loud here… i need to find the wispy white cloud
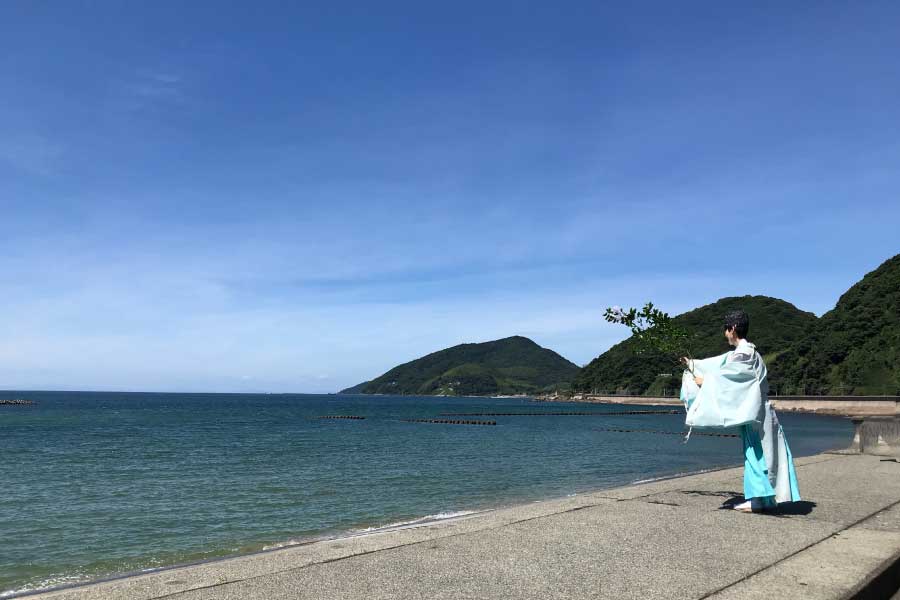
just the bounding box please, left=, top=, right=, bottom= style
left=116, top=69, right=186, bottom=112
left=0, top=134, right=64, bottom=176
left=144, top=71, right=181, bottom=85
left=0, top=240, right=850, bottom=394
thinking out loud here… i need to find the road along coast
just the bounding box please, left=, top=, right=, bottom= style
left=27, top=451, right=900, bottom=600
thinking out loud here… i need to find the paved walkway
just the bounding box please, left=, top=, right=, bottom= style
left=33, top=453, right=900, bottom=600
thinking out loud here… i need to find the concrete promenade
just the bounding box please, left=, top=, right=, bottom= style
left=30, top=451, right=900, bottom=600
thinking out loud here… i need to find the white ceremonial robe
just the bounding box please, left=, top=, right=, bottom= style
left=680, top=339, right=800, bottom=504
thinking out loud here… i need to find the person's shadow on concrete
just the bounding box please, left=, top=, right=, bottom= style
left=678, top=490, right=817, bottom=516
left=718, top=494, right=816, bottom=516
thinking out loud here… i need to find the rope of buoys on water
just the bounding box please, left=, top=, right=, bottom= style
left=317, top=415, right=367, bottom=420
left=400, top=419, right=497, bottom=426
left=593, top=427, right=738, bottom=438
left=439, top=410, right=682, bottom=417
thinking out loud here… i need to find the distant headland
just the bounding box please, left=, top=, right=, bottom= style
left=342, top=253, right=900, bottom=399
left=340, top=336, right=579, bottom=397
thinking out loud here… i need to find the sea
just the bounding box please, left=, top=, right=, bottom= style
left=0, top=391, right=854, bottom=597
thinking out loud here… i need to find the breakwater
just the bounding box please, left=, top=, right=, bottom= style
left=0, top=399, right=34, bottom=405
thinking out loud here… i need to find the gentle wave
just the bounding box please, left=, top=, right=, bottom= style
left=260, top=510, right=482, bottom=552
left=0, top=574, right=89, bottom=599
left=631, top=466, right=722, bottom=485
left=351, top=510, right=482, bottom=534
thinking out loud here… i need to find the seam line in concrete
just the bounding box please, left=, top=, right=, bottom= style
left=607, top=455, right=846, bottom=504
left=698, top=497, right=900, bottom=599
left=43, top=453, right=859, bottom=600
left=151, top=498, right=622, bottom=599
left=153, top=453, right=854, bottom=598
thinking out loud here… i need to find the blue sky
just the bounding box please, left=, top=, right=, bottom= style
left=2, top=2, right=899, bottom=393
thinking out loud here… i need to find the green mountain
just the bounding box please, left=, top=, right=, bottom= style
left=769, top=254, right=900, bottom=395
left=573, top=296, right=818, bottom=395
left=339, top=336, right=580, bottom=396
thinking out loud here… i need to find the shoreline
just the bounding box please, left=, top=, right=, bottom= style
left=17, top=450, right=900, bottom=600
left=1, top=395, right=864, bottom=598
left=2, top=511, right=488, bottom=599
left=4, top=462, right=747, bottom=599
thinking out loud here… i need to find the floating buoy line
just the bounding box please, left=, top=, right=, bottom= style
left=400, top=419, right=497, bottom=426
left=316, top=415, right=367, bottom=420
left=594, top=427, right=738, bottom=438
left=439, top=410, right=682, bottom=417
left=313, top=411, right=691, bottom=429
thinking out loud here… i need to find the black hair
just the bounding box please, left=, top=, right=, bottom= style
left=724, top=310, right=749, bottom=339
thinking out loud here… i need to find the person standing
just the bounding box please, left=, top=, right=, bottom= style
left=680, top=310, right=801, bottom=513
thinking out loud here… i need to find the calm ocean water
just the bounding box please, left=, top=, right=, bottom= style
left=0, top=391, right=853, bottom=596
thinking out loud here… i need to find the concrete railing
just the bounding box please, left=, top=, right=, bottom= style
left=849, top=417, right=900, bottom=456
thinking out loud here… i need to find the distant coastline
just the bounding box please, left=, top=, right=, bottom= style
left=533, top=393, right=900, bottom=417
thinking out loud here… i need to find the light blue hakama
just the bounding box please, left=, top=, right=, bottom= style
left=741, top=425, right=776, bottom=507
left=681, top=342, right=800, bottom=504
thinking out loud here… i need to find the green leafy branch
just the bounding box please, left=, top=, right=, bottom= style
left=604, top=302, right=695, bottom=374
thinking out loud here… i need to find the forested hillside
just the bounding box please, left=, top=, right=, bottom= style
left=340, top=336, right=580, bottom=396
left=573, top=296, right=817, bottom=395
left=769, top=254, right=900, bottom=395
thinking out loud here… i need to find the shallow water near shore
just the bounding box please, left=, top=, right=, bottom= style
left=0, top=391, right=853, bottom=597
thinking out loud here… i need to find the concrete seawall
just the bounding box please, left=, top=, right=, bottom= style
left=536, top=395, right=900, bottom=416
left=26, top=449, right=900, bottom=600
left=773, top=396, right=900, bottom=416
